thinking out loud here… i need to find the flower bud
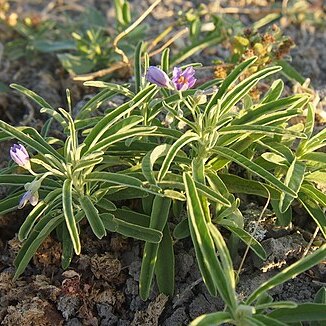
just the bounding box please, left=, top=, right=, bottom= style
left=10, top=144, right=31, bottom=170
left=145, top=66, right=171, bottom=88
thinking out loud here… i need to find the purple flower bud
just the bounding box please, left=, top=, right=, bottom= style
left=172, top=66, right=197, bottom=91
left=18, top=190, right=39, bottom=209
left=10, top=144, right=30, bottom=169
left=145, top=66, right=171, bottom=88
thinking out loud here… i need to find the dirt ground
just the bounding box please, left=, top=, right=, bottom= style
left=0, top=1, right=325, bottom=325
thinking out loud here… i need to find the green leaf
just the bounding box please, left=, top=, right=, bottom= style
left=33, top=39, right=76, bottom=52
left=220, top=66, right=282, bottom=115
left=219, top=174, right=280, bottom=199
left=219, top=125, right=306, bottom=138
left=261, top=79, right=284, bottom=103
left=86, top=126, right=156, bottom=154
left=10, top=83, right=54, bottom=110
left=61, top=224, right=74, bottom=270
left=155, top=225, right=175, bottom=296
left=207, top=57, right=258, bottom=111
left=139, top=197, right=171, bottom=300
left=86, top=171, right=162, bottom=196
left=39, top=108, right=67, bottom=128
left=161, top=47, right=170, bottom=73
left=134, top=41, right=143, bottom=93
left=83, top=85, right=158, bottom=154
left=314, top=287, right=326, bottom=303
left=304, top=103, right=315, bottom=139
left=255, top=301, right=297, bottom=310
left=77, top=88, right=115, bottom=119
left=301, top=152, right=326, bottom=164
left=253, top=314, right=288, bottom=326
left=57, top=53, right=95, bottom=74
left=83, top=81, right=134, bottom=98
left=62, top=179, right=81, bottom=255
left=219, top=219, right=267, bottom=260
left=158, top=131, right=199, bottom=181
left=171, top=32, right=224, bottom=66
left=271, top=199, right=292, bottom=226
left=183, top=172, right=236, bottom=308
left=208, top=223, right=236, bottom=289
left=235, top=95, right=307, bottom=125
left=276, top=60, right=306, bottom=84
left=268, top=303, right=326, bottom=322
left=96, top=198, right=117, bottom=212
left=79, top=195, right=106, bottom=239
left=18, top=188, right=62, bottom=241
left=214, top=147, right=296, bottom=197
left=0, top=121, right=63, bottom=161
left=279, top=159, right=306, bottom=212
left=101, top=213, right=162, bottom=243
left=189, top=312, right=233, bottom=326
left=142, top=144, right=170, bottom=185
left=298, top=193, right=326, bottom=238
left=14, top=215, right=63, bottom=280
left=246, top=244, right=326, bottom=305
left=0, top=190, right=25, bottom=215
left=173, top=218, right=190, bottom=240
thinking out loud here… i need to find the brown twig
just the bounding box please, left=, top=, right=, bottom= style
left=148, top=27, right=188, bottom=57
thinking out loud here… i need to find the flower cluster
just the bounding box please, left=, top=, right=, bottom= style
left=145, top=66, right=196, bottom=91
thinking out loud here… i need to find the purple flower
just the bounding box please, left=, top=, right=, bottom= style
left=18, top=190, right=39, bottom=209
left=172, top=66, right=196, bottom=91
left=145, top=66, right=171, bottom=88
left=10, top=144, right=30, bottom=169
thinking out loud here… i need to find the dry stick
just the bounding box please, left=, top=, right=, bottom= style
left=147, top=25, right=175, bottom=53
left=235, top=186, right=271, bottom=284
left=74, top=0, right=162, bottom=81
left=148, top=28, right=188, bottom=57
left=302, top=226, right=320, bottom=258
left=73, top=61, right=128, bottom=81
left=218, top=7, right=282, bottom=14
left=112, top=0, right=162, bottom=64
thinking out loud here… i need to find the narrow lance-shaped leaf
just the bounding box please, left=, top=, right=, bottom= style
left=246, top=244, right=326, bottom=305
left=86, top=171, right=163, bottom=196
left=298, top=193, right=326, bottom=238
left=213, top=147, right=297, bottom=197
left=62, top=179, right=81, bottom=255
left=61, top=224, right=74, bottom=270
left=101, top=213, right=162, bottom=243
left=14, top=215, right=63, bottom=280
left=134, top=41, right=143, bottom=93
left=18, top=188, right=62, bottom=241
left=219, top=219, right=267, bottom=260
left=139, top=196, right=171, bottom=300
left=0, top=120, right=63, bottom=160
left=142, top=144, right=170, bottom=185
left=261, top=79, right=284, bottom=103
left=10, top=83, right=54, bottom=110
left=183, top=172, right=237, bottom=309
left=220, top=66, right=282, bottom=115
left=83, top=85, right=158, bottom=153
left=158, top=131, right=199, bottom=181
left=155, top=225, right=175, bottom=296
left=79, top=195, right=106, bottom=239
left=207, top=56, right=258, bottom=111
left=279, top=159, right=306, bottom=213
left=268, top=303, right=326, bottom=323
left=189, top=312, right=233, bottom=326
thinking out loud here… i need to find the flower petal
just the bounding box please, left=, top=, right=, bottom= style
left=145, top=66, right=171, bottom=88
